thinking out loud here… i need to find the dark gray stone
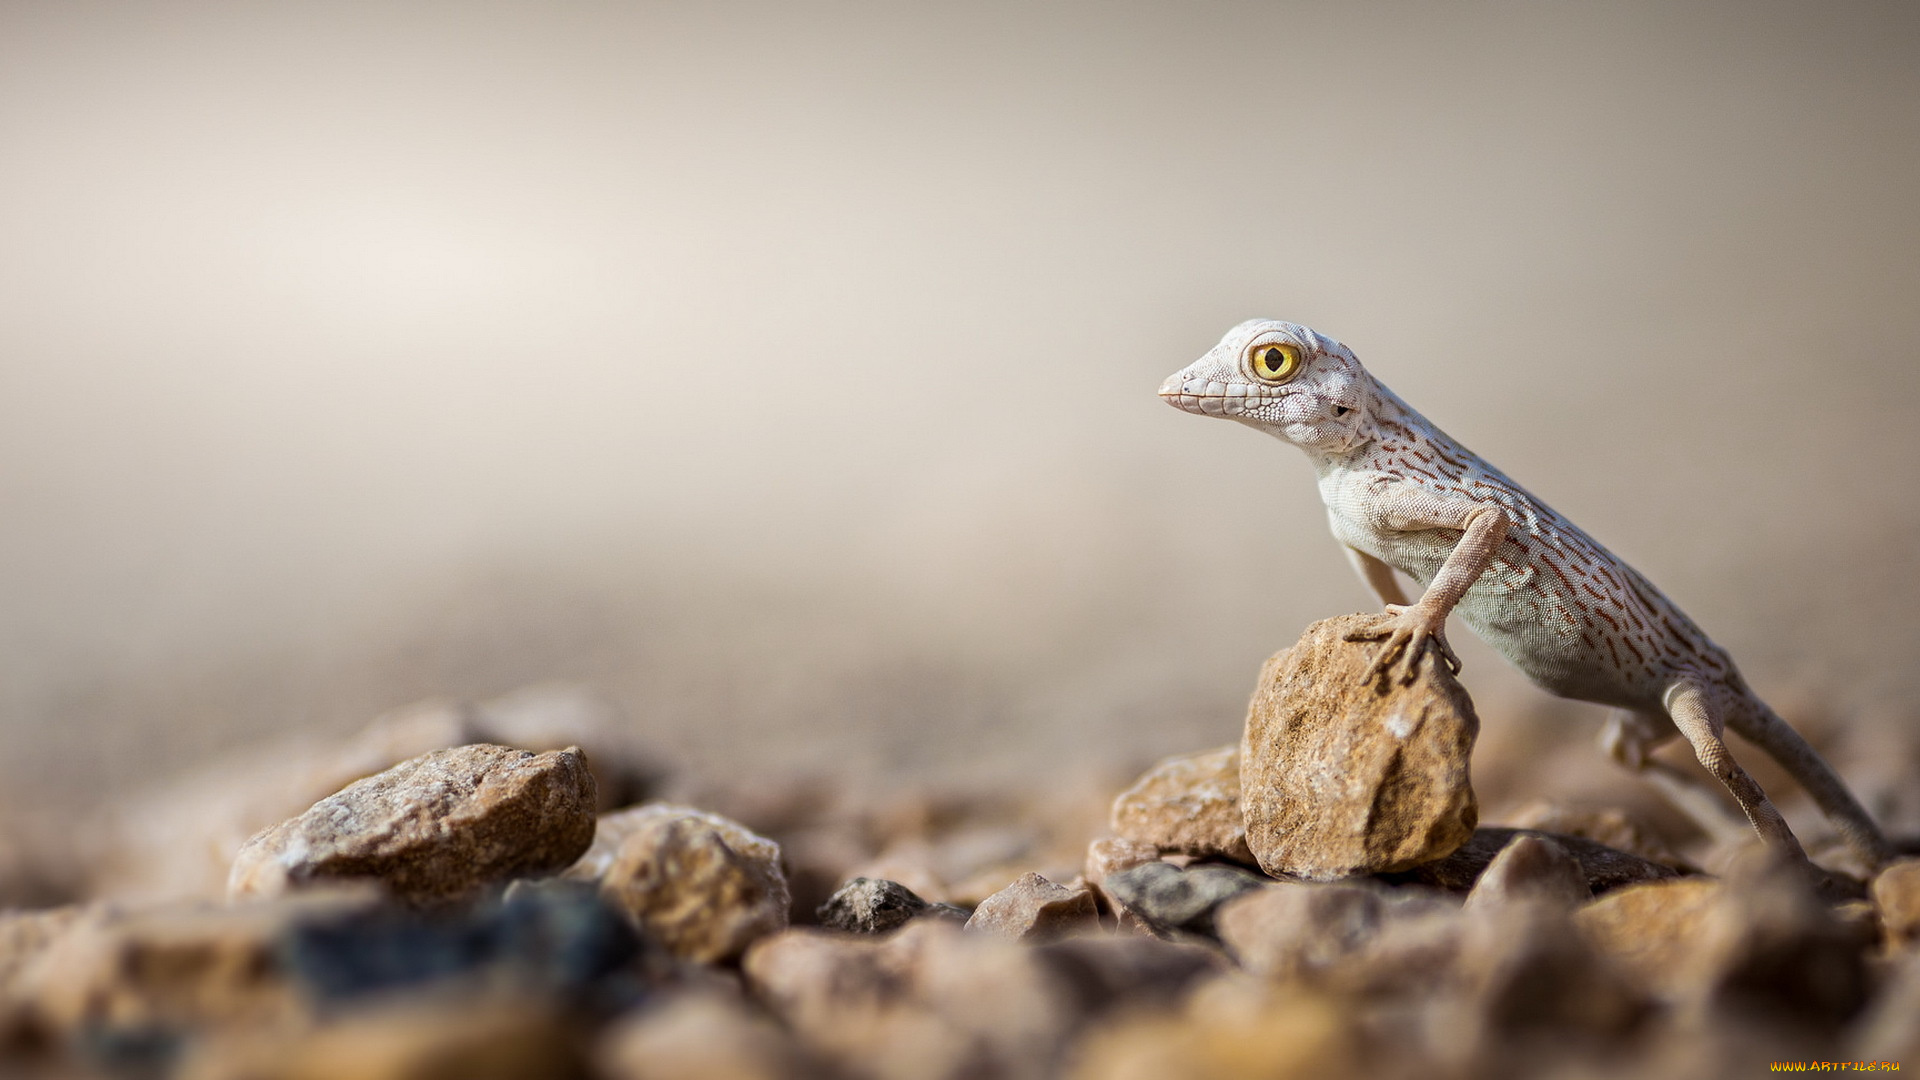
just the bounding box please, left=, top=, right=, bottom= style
left=1104, top=861, right=1270, bottom=937
left=816, top=877, right=968, bottom=934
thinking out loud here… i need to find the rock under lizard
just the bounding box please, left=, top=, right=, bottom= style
left=1159, top=318, right=1892, bottom=871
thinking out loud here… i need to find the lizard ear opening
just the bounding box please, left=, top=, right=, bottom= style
left=1247, top=342, right=1302, bottom=384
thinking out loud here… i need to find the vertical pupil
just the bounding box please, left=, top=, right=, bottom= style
left=1265, top=349, right=1283, bottom=370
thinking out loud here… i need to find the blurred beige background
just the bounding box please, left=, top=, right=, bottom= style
left=2, top=1, right=1916, bottom=814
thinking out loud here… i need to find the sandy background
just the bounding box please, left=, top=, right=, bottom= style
left=2, top=2, right=1917, bottom=828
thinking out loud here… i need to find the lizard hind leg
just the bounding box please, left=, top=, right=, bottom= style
left=1726, top=699, right=1895, bottom=872
left=1663, top=679, right=1809, bottom=861
left=1599, top=708, right=1753, bottom=848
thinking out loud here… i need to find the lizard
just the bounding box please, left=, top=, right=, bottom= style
left=1158, top=318, right=1894, bottom=873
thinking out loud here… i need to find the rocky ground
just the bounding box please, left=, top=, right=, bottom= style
left=1, top=623, right=1916, bottom=1079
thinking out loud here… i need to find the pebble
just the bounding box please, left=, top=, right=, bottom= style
left=1461, top=833, right=1593, bottom=914
left=963, top=872, right=1098, bottom=942
left=1870, top=856, right=1920, bottom=949
left=1239, top=613, right=1479, bottom=881
left=228, top=745, right=598, bottom=908
left=1100, top=860, right=1268, bottom=938
left=816, top=877, right=968, bottom=935
left=583, top=804, right=790, bottom=964
left=1108, top=746, right=1252, bottom=864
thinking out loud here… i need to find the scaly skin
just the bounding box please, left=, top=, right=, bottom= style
left=1160, top=318, right=1893, bottom=871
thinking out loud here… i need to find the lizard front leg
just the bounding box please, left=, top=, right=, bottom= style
left=1344, top=501, right=1510, bottom=685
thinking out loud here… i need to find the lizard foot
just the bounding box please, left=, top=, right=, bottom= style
left=1343, top=604, right=1461, bottom=685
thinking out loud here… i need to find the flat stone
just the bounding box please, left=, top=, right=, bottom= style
left=1870, top=857, right=1920, bottom=949
left=1380, top=827, right=1680, bottom=895
left=1109, top=746, right=1253, bottom=864
left=1101, top=861, right=1269, bottom=938
left=963, top=873, right=1097, bottom=942
left=1240, top=614, right=1479, bottom=881
left=816, top=877, right=967, bottom=935
left=228, top=745, right=598, bottom=908
left=585, top=804, right=790, bottom=964
left=1461, top=834, right=1592, bottom=914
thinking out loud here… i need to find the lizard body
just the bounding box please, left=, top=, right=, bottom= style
left=1160, top=318, right=1892, bottom=870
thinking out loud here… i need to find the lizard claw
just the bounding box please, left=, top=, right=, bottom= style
left=1343, top=604, right=1460, bottom=685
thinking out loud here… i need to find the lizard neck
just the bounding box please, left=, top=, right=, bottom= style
left=1307, top=375, right=1453, bottom=478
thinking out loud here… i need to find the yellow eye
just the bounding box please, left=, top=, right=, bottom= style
left=1249, top=343, right=1301, bottom=383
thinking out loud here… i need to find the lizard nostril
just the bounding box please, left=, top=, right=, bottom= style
left=1333, top=405, right=1353, bottom=417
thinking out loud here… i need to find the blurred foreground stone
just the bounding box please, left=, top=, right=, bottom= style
left=228, top=744, right=597, bottom=907
left=1240, top=613, right=1480, bottom=880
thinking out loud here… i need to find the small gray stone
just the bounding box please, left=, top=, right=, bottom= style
left=1103, top=861, right=1269, bottom=937
left=817, top=877, right=968, bottom=934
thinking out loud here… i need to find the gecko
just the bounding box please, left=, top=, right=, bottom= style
left=1159, top=318, right=1893, bottom=872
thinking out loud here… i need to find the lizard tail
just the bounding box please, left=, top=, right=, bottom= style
left=1728, top=697, right=1896, bottom=871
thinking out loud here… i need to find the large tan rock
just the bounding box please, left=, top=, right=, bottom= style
left=1108, top=746, right=1252, bottom=864
left=1239, top=614, right=1479, bottom=881
left=579, top=805, right=789, bottom=964
left=228, top=745, right=597, bottom=907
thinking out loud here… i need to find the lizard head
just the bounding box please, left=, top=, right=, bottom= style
left=1158, top=319, right=1375, bottom=454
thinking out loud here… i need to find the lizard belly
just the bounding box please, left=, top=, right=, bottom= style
left=1356, top=524, right=1672, bottom=711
